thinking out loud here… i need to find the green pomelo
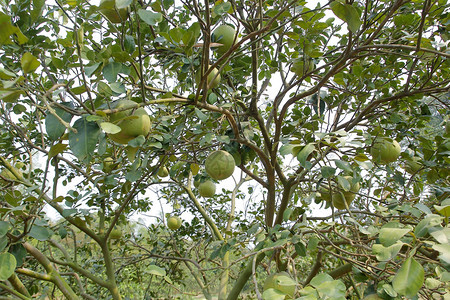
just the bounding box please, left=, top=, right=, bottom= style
left=110, top=229, right=122, bottom=239
left=370, top=137, right=401, bottom=164
left=213, top=25, right=236, bottom=55
left=263, top=272, right=296, bottom=299
left=205, top=150, right=235, bottom=181
left=158, top=166, right=169, bottom=178
left=109, top=100, right=151, bottom=144
left=99, top=0, right=128, bottom=24
left=198, top=180, right=216, bottom=198
left=331, top=176, right=360, bottom=210
left=167, top=216, right=182, bottom=230
left=195, top=66, right=221, bottom=89
left=103, top=157, right=116, bottom=173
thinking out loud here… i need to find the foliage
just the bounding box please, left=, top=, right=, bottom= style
left=0, top=0, right=449, bottom=299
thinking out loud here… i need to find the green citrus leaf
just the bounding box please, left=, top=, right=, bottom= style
left=0, top=221, right=9, bottom=237
left=29, top=225, right=53, bottom=241
left=0, top=252, right=16, bottom=281
left=138, top=9, right=162, bottom=26
left=148, top=265, right=166, bottom=276
left=379, top=227, right=410, bottom=247
left=68, top=118, right=101, bottom=163
left=392, top=257, right=424, bottom=298
left=100, top=122, right=122, bottom=134
left=21, top=52, right=40, bottom=74
left=372, top=242, right=404, bottom=261
left=0, top=12, right=28, bottom=45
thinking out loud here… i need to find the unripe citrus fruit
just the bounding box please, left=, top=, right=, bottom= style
left=157, top=166, right=169, bottom=178
left=331, top=176, right=360, bottom=210
left=103, top=157, right=116, bottom=173
left=198, top=180, right=216, bottom=198
left=110, top=229, right=122, bottom=239
left=109, top=100, right=151, bottom=144
left=212, top=25, right=236, bottom=55
left=263, top=272, right=296, bottom=299
left=205, top=150, right=235, bottom=181
left=195, top=66, right=221, bottom=89
left=370, top=137, right=401, bottom=164
left=167, top=216, right=182, bottom=230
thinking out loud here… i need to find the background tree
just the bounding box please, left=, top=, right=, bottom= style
left=0, top=0, right=449, bottom=299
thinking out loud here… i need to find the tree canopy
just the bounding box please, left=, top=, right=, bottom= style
left=0, top=0, right=449, bottom=299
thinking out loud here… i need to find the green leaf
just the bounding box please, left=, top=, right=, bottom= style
left=336, top=175, right=351, bottom=191
left=138, top=9, right=162, bottom=26
left=194, top=108, right=208, bottom=122
left=68, top=118, right=101, bottom=163
left=48, top=143, right=68, bottom=159
left=0, top=221, right=9, bottom=237
left=392, top=257, right=424, bottom=298
left=321, top=166, right=335, bottom=178
left=0, top=252, right=16, bottom=281
left=45, top=103, right=74, bottom=141
left=330, top=1, right=361, bottom=33
left=297, top=143, right=315, bottom=168
left=0, top=89, right=23, bottom=103
left=434, top=204, right=450, bottom=218
left=262, top=288, right=286, bottom=300
left=100, top=122, right=122, bottom=134
left=0, top=12, right=28, bottom=45
left=116, top=0, right=131, bottom=9
left=84, top=63, right=101, bottom=77
left=294, top=241, right=307, bottom=257
left=429, top=227, right=450, bottom=244
left=29, top=225, right=53, bottom=241
left=279, top=144, right=300, bottom=156
left=334, top=159, right=353, bottom=173
left=310, top=273, right=334, bottom=287
left=432, top=244, right=450, bottom=264
left=379, top=227, right=410, bottom=247
left=315, top=279, right=346, bottom=299
left=372, top=242, right=404, bottom=261
left=21, top=52, right=40, bottom=74
left=103, top=62, right=126, bottom=83
left=148, top=265, right=166, bottom=276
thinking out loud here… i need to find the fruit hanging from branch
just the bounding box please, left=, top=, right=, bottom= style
left=212, top=24, right=237, bottom=55
left=370, top=137, right=401, bottom=164
left=108, top=100, right=151, bottom=145
left=167, top=216, right=182, bottom=230
left=195, top=65, right=221, bottom=89
left=198, top=180, right=216, bottom=198
left=205, top=150, right=235, bottom=181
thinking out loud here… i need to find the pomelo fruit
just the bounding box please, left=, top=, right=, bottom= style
left=195, top=65, right=221, bottom=89
left=370, top=137, right=401, bottom=164
left=205, top=150, right=235, bottom=181
left=263, top=272, right=296, bottom=299
left=331, top=176, right=360, bottom=210
left=167, top=216, right=182, bottom=230
left=108, top=100, right=151, bottom=144
left=212, top=25, right=236, bottom=55
left=157, top=166, right=169, bottom=178
left=198, top=180, right=216, bottom=198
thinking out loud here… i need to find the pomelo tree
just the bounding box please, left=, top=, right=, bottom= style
left=0, top=0, right=449, bottom=299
